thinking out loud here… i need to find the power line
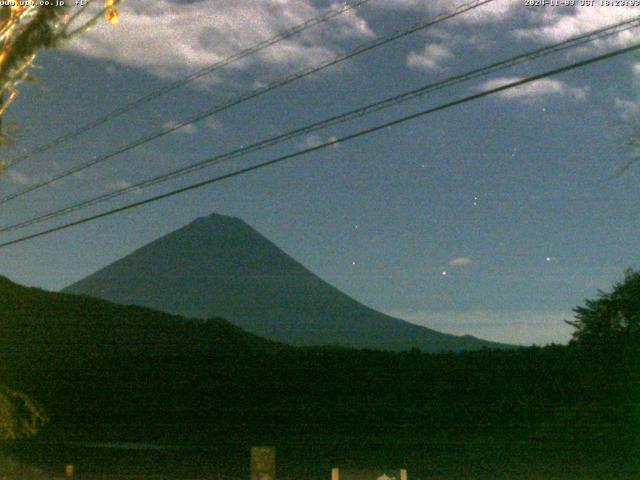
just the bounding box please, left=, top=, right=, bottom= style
left=1, top=41, right=638, bottom=250
left=6, top=0, right=374, bottom=167
left=0, top=0, right=498, bottom=205
left=1, top=17, right=637, bottom=234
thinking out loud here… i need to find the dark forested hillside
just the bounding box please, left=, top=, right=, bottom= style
left=0, top=274, right=279, bottom=360
left=2, top=276, right=638, bottom=478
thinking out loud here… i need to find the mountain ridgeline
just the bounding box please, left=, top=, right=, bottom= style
left=64, top=213, right=506, bottom=352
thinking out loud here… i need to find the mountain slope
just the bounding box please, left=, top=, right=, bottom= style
left=64, top=213, right=509, bottom=352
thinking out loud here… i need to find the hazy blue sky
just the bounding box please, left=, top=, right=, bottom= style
left=1, top=0, right=639, bottom=345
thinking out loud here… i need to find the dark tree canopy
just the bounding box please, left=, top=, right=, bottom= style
left=567, top=268, right=640, bottom=346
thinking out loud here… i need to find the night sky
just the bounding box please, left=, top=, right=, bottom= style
left=1, top=0, right=639, bottom=345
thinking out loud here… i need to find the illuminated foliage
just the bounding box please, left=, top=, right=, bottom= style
left=0, top=384, right=48, bottom=441
left=0, top=1, right=120, bottom=148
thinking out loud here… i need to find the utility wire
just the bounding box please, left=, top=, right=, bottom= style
left=0, top=0, right=497, bottom=205
left=1, top=17, right=637, bottom=234
left=5, top=0, right=373, bottom=167
left=1, top=41, right=638, bottom=249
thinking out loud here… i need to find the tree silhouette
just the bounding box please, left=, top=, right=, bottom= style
left=566, top=268, right=640, bottom=346
left=0, top=1, right=120, bottom=152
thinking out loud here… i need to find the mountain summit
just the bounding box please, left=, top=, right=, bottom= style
left=64, top=212, right=507, bottom=352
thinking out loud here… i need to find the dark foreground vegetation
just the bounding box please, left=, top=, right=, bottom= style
left=1, top=272, right=639, bottom=478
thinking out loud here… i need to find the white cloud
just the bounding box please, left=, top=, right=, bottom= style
left=106, top=179, right=142, bottom=195
left=386, top=308, right=574, bottom=345
left=407, top=43, right=453, bottom=71
left=449, top=257, right=472, bottom=266
left=6, top=170, right=30, bottom=185
left=65, top=0, right=373, bottom=83
left=300, top=134, right=323, bottom=149
left=614, top=97, right=640, bottom=122
left=380, top=2, right=640, bottom=66
left=299, top=133, right=339, bottom=150
left=514, top=6, right=640, bottom=50
left=4, top=168, right=67, bottom=187
left=372, top=0, right=518, bottom=24
left=478, top=76, right=588, bottom=103
left=162, top=121, right=197, bottom=134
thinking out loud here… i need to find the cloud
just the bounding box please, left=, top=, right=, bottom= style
left=382, top=2, right=639, bottom=66
left=106, top=179, right=142, bottom=195
left=63, top=0, right=640, bottom=90
left=65, top=0, right=373, bottom=84
left=299, top=133, right=339, bottom=150
left=371, top=0, right=518, bottom=24
left=386, top=308, right=574, bottom=345
left=478, top=77, right=588, bottom=103
left=614, top=97, right=640, bottom=123
left=162, top=121, right=198, bottom=134
left=407, top=43, right=453, bottom=71
left=3, top=169, right=55, bottom=186
left=300, top=134, right=323, bottom=149
left=6, top=170, right=30, bottom=185
left=449, top=257, right=472, bottom=266
left=514, top=6, right=640, bottom=50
